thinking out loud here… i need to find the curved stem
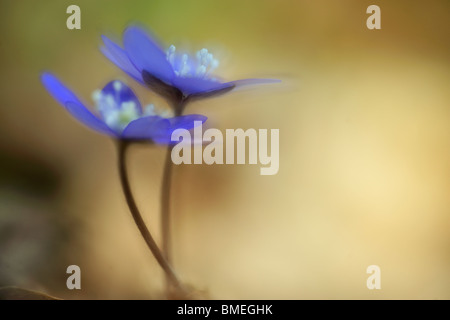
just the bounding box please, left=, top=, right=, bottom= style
left=160, top=99, right=187, bottom=288
left=117, top=141, right=181, bottom=289
left=161, top=146, right=174, bottom=262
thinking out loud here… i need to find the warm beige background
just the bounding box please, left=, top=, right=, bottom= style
left=1, top=0, right=450, bottom=299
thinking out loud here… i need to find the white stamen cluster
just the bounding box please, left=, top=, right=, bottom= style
left=166, top=45, right=219, bottom=79
left=92, top=81, right=173, bottom=132
left=142, top=104, right=173, bottom=118
left=92, top=81, right=139, bottom=132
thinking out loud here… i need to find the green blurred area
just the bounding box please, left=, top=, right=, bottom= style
left=1, top=0, right=450, bottom=299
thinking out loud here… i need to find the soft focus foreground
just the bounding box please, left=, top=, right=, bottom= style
left=1, top=0, right=450, bottom=299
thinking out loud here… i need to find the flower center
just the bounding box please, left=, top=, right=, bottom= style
left=166, top=45, right=219, bottom=79
left=142, top=103, right=172, bottom=118
left=92, top=81, right=173, bottom=133
left=92, top=81, right=140, bottom=132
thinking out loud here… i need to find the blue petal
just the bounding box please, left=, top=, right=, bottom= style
left=100, top=80, right=142, bottom=113
left=122, top=114, right=207, bottom=143
left=121, top=115, right=166, bottom=141
left=101, top=36, right=144, bottom=84
left=154, top=114, right=207, bottom=144
left=41, top=73, right=116, bottom=136
left=168, top=114, right=207, bottom=130
left=172, top=77, right=233, bottom=96
left=41, top=72, right=85, bottom=107
left=123, top=26, right=175, bottom=84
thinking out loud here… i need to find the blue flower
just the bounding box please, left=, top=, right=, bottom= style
left=40, top=73, right=207, bottom=144
left=101, top=25, right=280, bottom=109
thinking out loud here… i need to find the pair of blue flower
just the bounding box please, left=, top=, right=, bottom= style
left=41, top=25, right=279, bottom=143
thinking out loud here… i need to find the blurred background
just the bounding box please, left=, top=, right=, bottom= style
left=1, top=0, right=450, bottom=299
